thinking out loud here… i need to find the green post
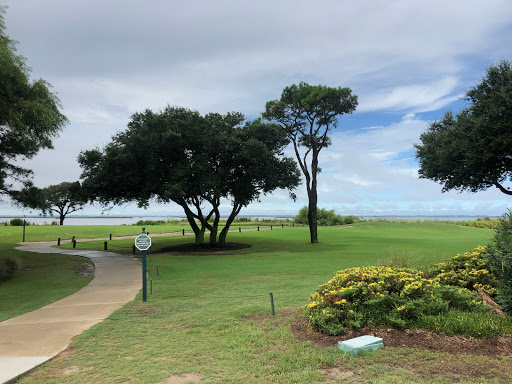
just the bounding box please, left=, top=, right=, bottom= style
left=142, top=249, right=147, bottom=302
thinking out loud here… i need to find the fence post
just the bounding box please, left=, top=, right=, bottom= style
left=73, top=240, right=76, bottom=248
left=72, top=236, right=75, bottom=242
left=239, top=227, right=241, bottom=232
left=132, top=245, right=136, bottom=255
left=109, top=234, right=112, bottom=240
left=257, top=225, right=259, bottom=231
left=269, top=292, right=275, bottom=316
left=104, top=241, right=108, bottom=250
left=182, top=229, right=185, bottom=236
left=281, top=224, right=283, bottom=228
left=271, top=225, right=273, bottom=230
left=57, top=238, right=61, bottom=246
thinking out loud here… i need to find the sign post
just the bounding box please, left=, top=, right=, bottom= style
left=135, top=227, right=152, bottom=302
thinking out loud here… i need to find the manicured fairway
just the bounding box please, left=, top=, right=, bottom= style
left=8, top=222, right=512, bottom=384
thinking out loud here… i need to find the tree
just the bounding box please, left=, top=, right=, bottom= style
left=0, top=6, right=68, bottom=194
left=10, top=182, right=87, bottom=225
left=79, top=106, right=300, bottom=246
left=415, top=60, right=512, bottom=195
left=263, top=82, right=358, bottom=243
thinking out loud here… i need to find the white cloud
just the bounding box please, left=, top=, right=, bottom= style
left=2, top=0, right=512, bottom=217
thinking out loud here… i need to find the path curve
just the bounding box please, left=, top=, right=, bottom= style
left=0, top=242, right=141, bottom=384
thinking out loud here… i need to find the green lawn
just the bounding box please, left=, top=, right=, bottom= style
left=8, top=222, right=512, bottom=383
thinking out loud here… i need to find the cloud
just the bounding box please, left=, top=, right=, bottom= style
left=358, top=77, right=462, bottom=112
left=2, top=0, right=512, bottom=217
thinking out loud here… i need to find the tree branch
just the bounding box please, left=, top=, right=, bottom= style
left=495, top=182, right=512, bottom=195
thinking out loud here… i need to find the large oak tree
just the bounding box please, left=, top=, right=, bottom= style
left=415, top=60, right=512, bottom=196
left=263, top=82, right=357, bottom=243
left=79, top=106, right=300, bottom=246
left=0, top=6, right=67, bottom=195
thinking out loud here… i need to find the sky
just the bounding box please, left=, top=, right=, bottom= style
left=2, top=0, right=512, bottom=218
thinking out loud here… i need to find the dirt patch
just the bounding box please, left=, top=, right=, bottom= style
left=291, top=317, right=512, bottom=357
left=337, top=225, right=356, bottom=229
left=52, top=348, right=75, bottom=360
left=160, top=242, right=251, bottom=255
left=62, top=365, right=81, bottom=375
left=156, top=373, right=203, bottom=384
left=72, top=263, right=94, bottom=276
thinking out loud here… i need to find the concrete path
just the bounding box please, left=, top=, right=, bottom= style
left=0, top=242, right=141, bottom=384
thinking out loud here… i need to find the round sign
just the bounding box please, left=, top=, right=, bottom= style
left=135, top=233, right=152, bottom=251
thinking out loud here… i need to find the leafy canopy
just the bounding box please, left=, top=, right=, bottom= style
left=0, top=6, right=67, bottom=194
left=263, top=82, right=357, bottom=243
left=415, top=60, right=512, bottom=195
left=79, top=106, right=300, bottom=245
left=10, top=182, right=87, bottom=225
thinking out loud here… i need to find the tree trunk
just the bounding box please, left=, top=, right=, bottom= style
left=182, top=207, right=205, bottom=245
left=219, top=203, right=242, bottom=247
left=307, top=190, right=318, bottom=243
left=209, top=226, right=218, bottom=245
left=308, top=150, right=319, bottom=243
left=59, top=215, right=65, bottom=225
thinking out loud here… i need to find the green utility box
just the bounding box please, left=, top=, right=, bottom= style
left=338, top=335, right=384, bottom=355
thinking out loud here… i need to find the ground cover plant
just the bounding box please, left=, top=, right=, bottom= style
left=304, top=245, right=511, bottom=337
left=7, top=222, right=512, bottom=383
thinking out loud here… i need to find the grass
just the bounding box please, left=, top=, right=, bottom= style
left=3, top=222, right=512, bottom=383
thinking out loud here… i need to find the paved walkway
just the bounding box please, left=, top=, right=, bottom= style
left=0, top=242, right=141, bottom=384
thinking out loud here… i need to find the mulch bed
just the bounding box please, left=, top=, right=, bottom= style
left=159, top=242, right=251, bottom=254
left=290, top=317, right=512, bottom=357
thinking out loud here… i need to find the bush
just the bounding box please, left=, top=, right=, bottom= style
left=428, top=246, right=498, bottom=296
left=487, top=210, right=512, bottom=314
left=9, top=218, right=29, bottom=226
left=303, top=265, right=483, bottom=335
left=294, top=206, right=358, bottom=226
left=135, top=219, right=166, bottom=226
left=0, top=256, right=18, bottom=283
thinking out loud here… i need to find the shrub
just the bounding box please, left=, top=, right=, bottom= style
left=0, top=256, right=18, bottom=283
left=428, top=246, right=498, bottom=296
left=9, top=218, right=29, bottom=226
left=294, top=206, right=357, bottom=226
left=487, top=210, right=512, bottom=314
left=303, top=266, right=483, bottom=335
left=135, top=219, right=166, bottom=226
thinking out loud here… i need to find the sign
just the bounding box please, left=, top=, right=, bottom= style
left=135, top=233, right=152, bottom=251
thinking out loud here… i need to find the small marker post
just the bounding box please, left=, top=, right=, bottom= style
left=135, top=227, right=152, bottom=303
left=269, top=292, right=275, bottom=316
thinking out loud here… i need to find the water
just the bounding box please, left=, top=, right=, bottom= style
left=0, top=215, right=497, bottom=226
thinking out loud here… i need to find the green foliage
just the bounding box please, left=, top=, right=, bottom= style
left=135, top=219, right=167, bottom=226
left=264, top=82, right=358, bottom=243
left=457, top=219, right=497, bottom=229
left=79, top=107, right=300, bottom=246
left=303, top=264, right=485, bottom=335
left=487, top=210, right=512, bottom=314
left=0, top=256, right=18, bottom=282
left=10, top=181, right=87, bottom=225
left=9, top=218, right=26, bottom=226
left=0, top=6, right=68, bottom=194
left=415, top=59, right=512, bottom=196
left=294, top=205, right=358, bottom=226
left=428, top=246, right=498, bottom=296
left=417, top=309, right=512, bottom=338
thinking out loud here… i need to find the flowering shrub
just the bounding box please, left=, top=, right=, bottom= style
left=428, top=246, right=498, bottom=296
left=487, top=211, right=512, bottom=314
left=304, top=266, right=483, bottom=335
